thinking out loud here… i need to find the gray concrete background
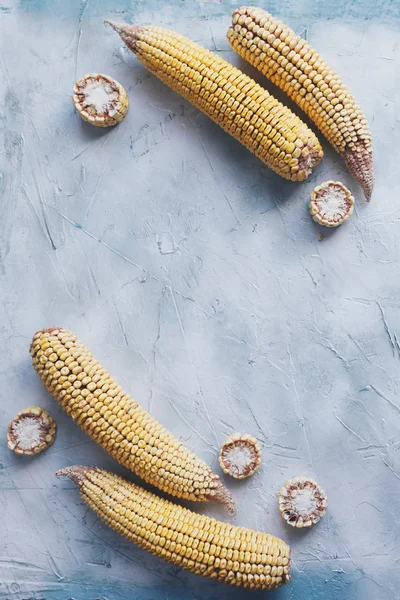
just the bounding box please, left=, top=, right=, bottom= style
left=1, top=0, right=399, bottom=598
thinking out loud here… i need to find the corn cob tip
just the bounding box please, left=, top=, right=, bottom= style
left=35, top=327, right=62, bottom=335
left=30, top=327, right=61, bottom=355
left=343, top=143, right=374, bottom=201
left=105, top=20, right=142, bottom=51
left=56, top=465, right=91, bottom=487
left=213, top=481, right=236, bottom=516
left=104, top=20, right=125, bottom=34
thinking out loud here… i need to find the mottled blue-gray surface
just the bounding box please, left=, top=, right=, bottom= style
left=1, top=0, right=400, bottom=598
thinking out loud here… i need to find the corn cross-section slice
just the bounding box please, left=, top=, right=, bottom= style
left=219, top=433, right=262, bottom=479
left=228, top=7, right=374, bottom=199
left=106, top=21, right=323, bottom=182
left=73, top=73, right=129, bottom=127
left=7, top=406, right=56, bottom=456
left=30, top=328, right=234, bottom=512
left=278, top=476, right=327, bottom=528
left=310, top=180, right=354, bottom=227
left=57, top=466, right=291, bottom=590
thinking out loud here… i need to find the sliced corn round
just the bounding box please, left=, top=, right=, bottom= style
left=7, top=406, right=56, bottom=455
left=310, top=180, right=354, bottom=227
left=278, top=476, right=327, bottom=528
left=73, top=73, right=129, bottom=127
left=219, top=433, right=262, bottom=479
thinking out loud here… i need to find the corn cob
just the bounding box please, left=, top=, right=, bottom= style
left=228, top=7, right=374, bottom=200
left=106, top=21, right=323, bottom=182
left=57, top=466, right=291, bottom=590
left=30, top=328, right=234, bottom=512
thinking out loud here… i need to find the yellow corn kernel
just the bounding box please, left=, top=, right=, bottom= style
left=57, top=466, right=290, bottom=590
left=106, top=21, right=323, bottom=182
left=228, top=7, right=373, bottom=199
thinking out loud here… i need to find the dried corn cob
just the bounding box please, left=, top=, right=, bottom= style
left=58, top=466, right=290, bottom=590
left=73, top=73, right=129, bottom=127
left=30, top=328, right=234, bottom=512
left=106, top=21, right=323, bottom=182
left=228, top=7, right=373, bottom=199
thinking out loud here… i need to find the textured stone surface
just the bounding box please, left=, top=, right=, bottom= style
left=0, top=0, right=399, bottom=598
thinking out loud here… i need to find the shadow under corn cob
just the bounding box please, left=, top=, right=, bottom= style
left=31, top=328, right=234, bottom=513
left=57, top=466, right=291, bottom=590
left=106, top=21, right=323, bottom=182
left=228, top=7, right=374, bottom=200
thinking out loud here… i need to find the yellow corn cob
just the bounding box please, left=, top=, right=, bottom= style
left=57, top=466, right=291, bottom=590
left=228, top=7, right=374, bottom=200
left=106, top=21, right=323, bottom=182
left=30, top=328, right=234, bottom=512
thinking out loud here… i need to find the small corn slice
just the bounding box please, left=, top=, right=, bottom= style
left=228, top=7, right=374, bottom=200
left=278, top=476, right=327, bottom=528
left=106, top=21, right=323, bottom=182
left=219, top=433, right=262, bottom=479
left=58, top=466, right=290, bottom=590
left=310, top=180, right=354, bottom=227
left=30, top=328, right=234, bottom=512
left=7, top=406, right=56, bottom=455
left=73, top=73, right=129, bottom=127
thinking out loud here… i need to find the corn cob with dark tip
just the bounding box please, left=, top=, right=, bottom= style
left=228, top=7, right=374, bottom=200
left=57, top=466, right=291, bottom=590
left=30, top=328, right=234, bottom=513
left=106, top=21, right=323, bottom=182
